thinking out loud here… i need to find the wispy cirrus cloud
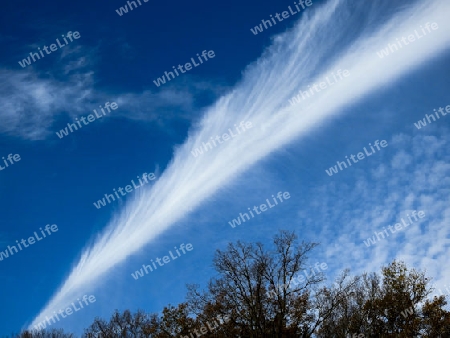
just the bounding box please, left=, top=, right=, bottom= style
left=0, top=45, right=223, bottom=140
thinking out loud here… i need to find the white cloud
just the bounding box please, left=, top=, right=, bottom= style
left=391, top=150, right=413, bottom=169
left=0, top=65, right=219, bottom=140
left=304, top=129, right=450, bottom=296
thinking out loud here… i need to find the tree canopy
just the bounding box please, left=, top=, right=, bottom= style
left=14, top=230, right=450, bottom=337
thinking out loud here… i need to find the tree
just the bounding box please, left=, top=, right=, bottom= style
left=315, top=260, right=450, bottom=337
left=13, top=329, right=74, bottom=338
left=83, top=309, right=158, bottom=337
left=186, top=230, right=326, bottom=337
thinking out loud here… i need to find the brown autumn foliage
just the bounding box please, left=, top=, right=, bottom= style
left=13, top=230, right=450, bottom=337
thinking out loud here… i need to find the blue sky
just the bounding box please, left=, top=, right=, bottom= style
left=1, top=0, right=450, bottom=335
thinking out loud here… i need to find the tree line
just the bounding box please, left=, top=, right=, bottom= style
left=10, top=230, right=450, bottom=337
